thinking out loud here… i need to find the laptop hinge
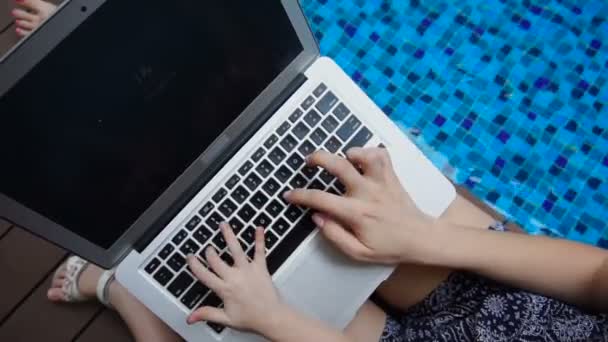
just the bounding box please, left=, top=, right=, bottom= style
left=133, top=72, right=308, bottom=253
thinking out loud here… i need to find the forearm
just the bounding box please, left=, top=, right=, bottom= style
left=260, top=305, right=351, bottom=342
left=425, top=222, right=608, bottom=311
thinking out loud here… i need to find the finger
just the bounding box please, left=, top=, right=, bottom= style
left=221, top=222, right=247, bottom=266
left=188, top=306, right=231, bottom=326
left=15, top=19, right=36, bottom=30
left=306, top=150, right=365, bottom=190
left=284, top=189, right=359, bottom=225
left=312, top=213, right=372, bottom=261
left=11, top=8, right=36, bottom=22
left=205, top=246, right=232, bottom=278
left=254, top=227, right=266, bottom=265
left=15, top=27, right=31, bottom=37
left=187, top=254, right=224, bottom=291
left=345, top=147, right=391, bottom=179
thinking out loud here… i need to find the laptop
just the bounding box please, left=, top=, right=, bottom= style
left=0, top=0, right=456, bottom=340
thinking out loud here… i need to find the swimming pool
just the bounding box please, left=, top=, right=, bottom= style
left=301, top=0, right=608, bottom=246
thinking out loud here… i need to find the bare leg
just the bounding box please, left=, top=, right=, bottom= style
left=48, top=262, right=182, bottom=342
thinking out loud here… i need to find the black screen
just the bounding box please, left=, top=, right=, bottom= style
left=0, top=1, right=303, bottom=248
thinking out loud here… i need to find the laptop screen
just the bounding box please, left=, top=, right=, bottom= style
left=0, top=1, right=303, bottom=249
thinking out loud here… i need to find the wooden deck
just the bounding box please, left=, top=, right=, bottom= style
left=0, top=4, right=521, bottom=340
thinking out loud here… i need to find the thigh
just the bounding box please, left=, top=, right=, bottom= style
left=344, top=300, right=387, bottom=342
left=376, top=194, right=496, bottom=312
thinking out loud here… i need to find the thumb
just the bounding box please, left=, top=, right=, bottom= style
left=312, top=213, right=371, bottom=261
left=188, top=306, right=231, bottom=326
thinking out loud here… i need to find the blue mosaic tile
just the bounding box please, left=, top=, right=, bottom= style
left=301, top=0, right=608, bottom=246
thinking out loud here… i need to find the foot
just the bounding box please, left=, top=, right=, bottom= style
left=48, top=260, right=106, bottom=302
left=11, top=0, right=58, bottom=37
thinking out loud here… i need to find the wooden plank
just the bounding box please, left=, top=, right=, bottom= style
left=0, top=228, right=65, bottom=321
left=1, top=0, right=13, bottom=29
left=0, top=219, right=11, bottom=237
left=76, top=309, right=133, bottom=342
left=0, top=272, right=102, bottom=342
left=0, top=23, right=19, bottom=57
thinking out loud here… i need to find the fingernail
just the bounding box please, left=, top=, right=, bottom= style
left=283, top=190, right=292, bottom=199
left=312, top=213, right=325, bottom=227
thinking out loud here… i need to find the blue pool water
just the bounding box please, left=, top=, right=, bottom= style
left=301, top=0, right=608, bottom=246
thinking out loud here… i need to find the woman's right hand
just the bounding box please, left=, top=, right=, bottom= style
left=284, top=147, right=437, bottom=265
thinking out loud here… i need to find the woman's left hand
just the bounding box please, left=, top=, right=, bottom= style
left=186, top=223, right=288, bottom=334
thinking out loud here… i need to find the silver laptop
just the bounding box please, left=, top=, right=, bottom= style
left=0, top=0, right=456, bottom=340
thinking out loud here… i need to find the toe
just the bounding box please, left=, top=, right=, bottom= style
left=14, top=0, right=40, bottom=13
left=15, top=27, right=31, bottom=37
left=47, top=288, right=65, bottom=302
left=15, top=19, right=36, bottom=30
left=11, top=8, right=37, bottom=22
left=52, top=276, right=64, bottom=288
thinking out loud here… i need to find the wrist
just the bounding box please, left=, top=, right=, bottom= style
left=255, top=302, right=297, bottom=339
left=399, top=218, right=454, bottom=266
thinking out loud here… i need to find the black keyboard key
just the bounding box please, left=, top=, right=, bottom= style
left=309, top=179, right=325, bottom=191
left=343, top=127, right=373, bottom=152
left=185, top=216, right=202, bottom=231
left=255, top=160, right=274, bottom=178
left=231, top=185, right=250, bottom=204
left=265, top=200, right=285, bottom=217
left=319, top=169, right=335, bottom=185
left=238, top=161, right=254, bottom=176
left=244, top=173, right=262, bottom=191
left=290, top=174, right=307, bottom=188
left=271, top=217, right=290, bottom=236
left=292, top=122, right=310, bottom=140
left=266, top=213, right=316, bottom=275
left=298, top=140, right=316, bottom=157
left=289, top=108, right=304, bottom=123
left=321, top=115, right=339, bottom=133
left=336, top=116, right=362, bottom=142
left=153, top=266, right=174, bottom=286
left=238, top=238, right=249, bottom=252
left=280, top=134, right=298, bottom=152
left=181, top=282, right=209, bottom=309
left=324, top=137, right=342, bottom=153
left=253, top=213, right=272, bottom=228
left=212, top=234, right=227, bottom=250
left=193, top=226, right=213, bottom=245
left=212, top=188, right=228, bottom=203
left=313, top=83, right=328, bottom=97
left=198, top=202, right=215, bottom=218
left=218, top=199, right=238, bottom=218
left=251, top=191, right=270, bottom=209
left=316, top=91, right=339, bottom=114
left=264, top=134, right=279, bottom=149
left=240, top=226, right=256, bottom=244
left=286, top=153, right=305, bottom=171
left=327, top=187, right=339, bottom=196
left=276, top=122, right=291, bottom=136
left=247, top=246, right=256, bottom=260
left=180, top=239, right=201, bottom=256
left=208, top=322, right=226, bottom=334
left=304, top=109, right=322, bottom=127
left=237, top=204, right=256, bottom=223
left=168, top=253, right=186, bottom=272
left=335, top=180, right=346, bottom=194
left=332, top=103, right=350, bottom=120
left=262, top=178, right=281, bottom=196
left=310, top=128, right=328, bottom=146
left=220, top=251, right=234, bottom=266
left=172, top=230, right=188, bottom=246
left=269, top=147, right=287, bottom=165
left=301, top=165, right=319, bottom=179
left=158, top=244, right=175, bottom=260
left=225, top=175, right=240, bottom=190
left=275, top=166, right=293, bottom=183
left=205, top=212, right=224, bottom=231
left=252, top=148, right=266, bottom=163
left=284, top=205, right=304, bottom=223
left=201, top=292, right=223, bottom=308
left=145, top=258, right=161, bottom=274
left=264, top=230, right=279, bottom=250
left=168, top=272, right=194, bottom=298
left=228, top=217, right=245, bottom=234
left=301, top=95, right=315, bottom=110
left=279, top=187, right=292, bottom=204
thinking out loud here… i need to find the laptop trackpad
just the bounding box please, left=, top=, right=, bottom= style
left=276, top=235, right=393, bottom=329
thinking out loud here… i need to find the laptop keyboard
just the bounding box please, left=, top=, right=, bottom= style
left=142, top=82, right=376, bottom=334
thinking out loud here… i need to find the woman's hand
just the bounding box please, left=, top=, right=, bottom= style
left=285, top=147, right=435, bottom=264
left=186, top=223, right=288, bottom=335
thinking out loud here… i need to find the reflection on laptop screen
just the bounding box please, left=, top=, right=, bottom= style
left=0, top=1, right=303, bottom=248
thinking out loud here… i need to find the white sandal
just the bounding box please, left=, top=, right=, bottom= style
left=56, top=255, right=115, bottom=309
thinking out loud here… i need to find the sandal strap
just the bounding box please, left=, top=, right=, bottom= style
left=61, top=256, right=89, bottom=302
left=96, top=269, right=116, bottom=309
